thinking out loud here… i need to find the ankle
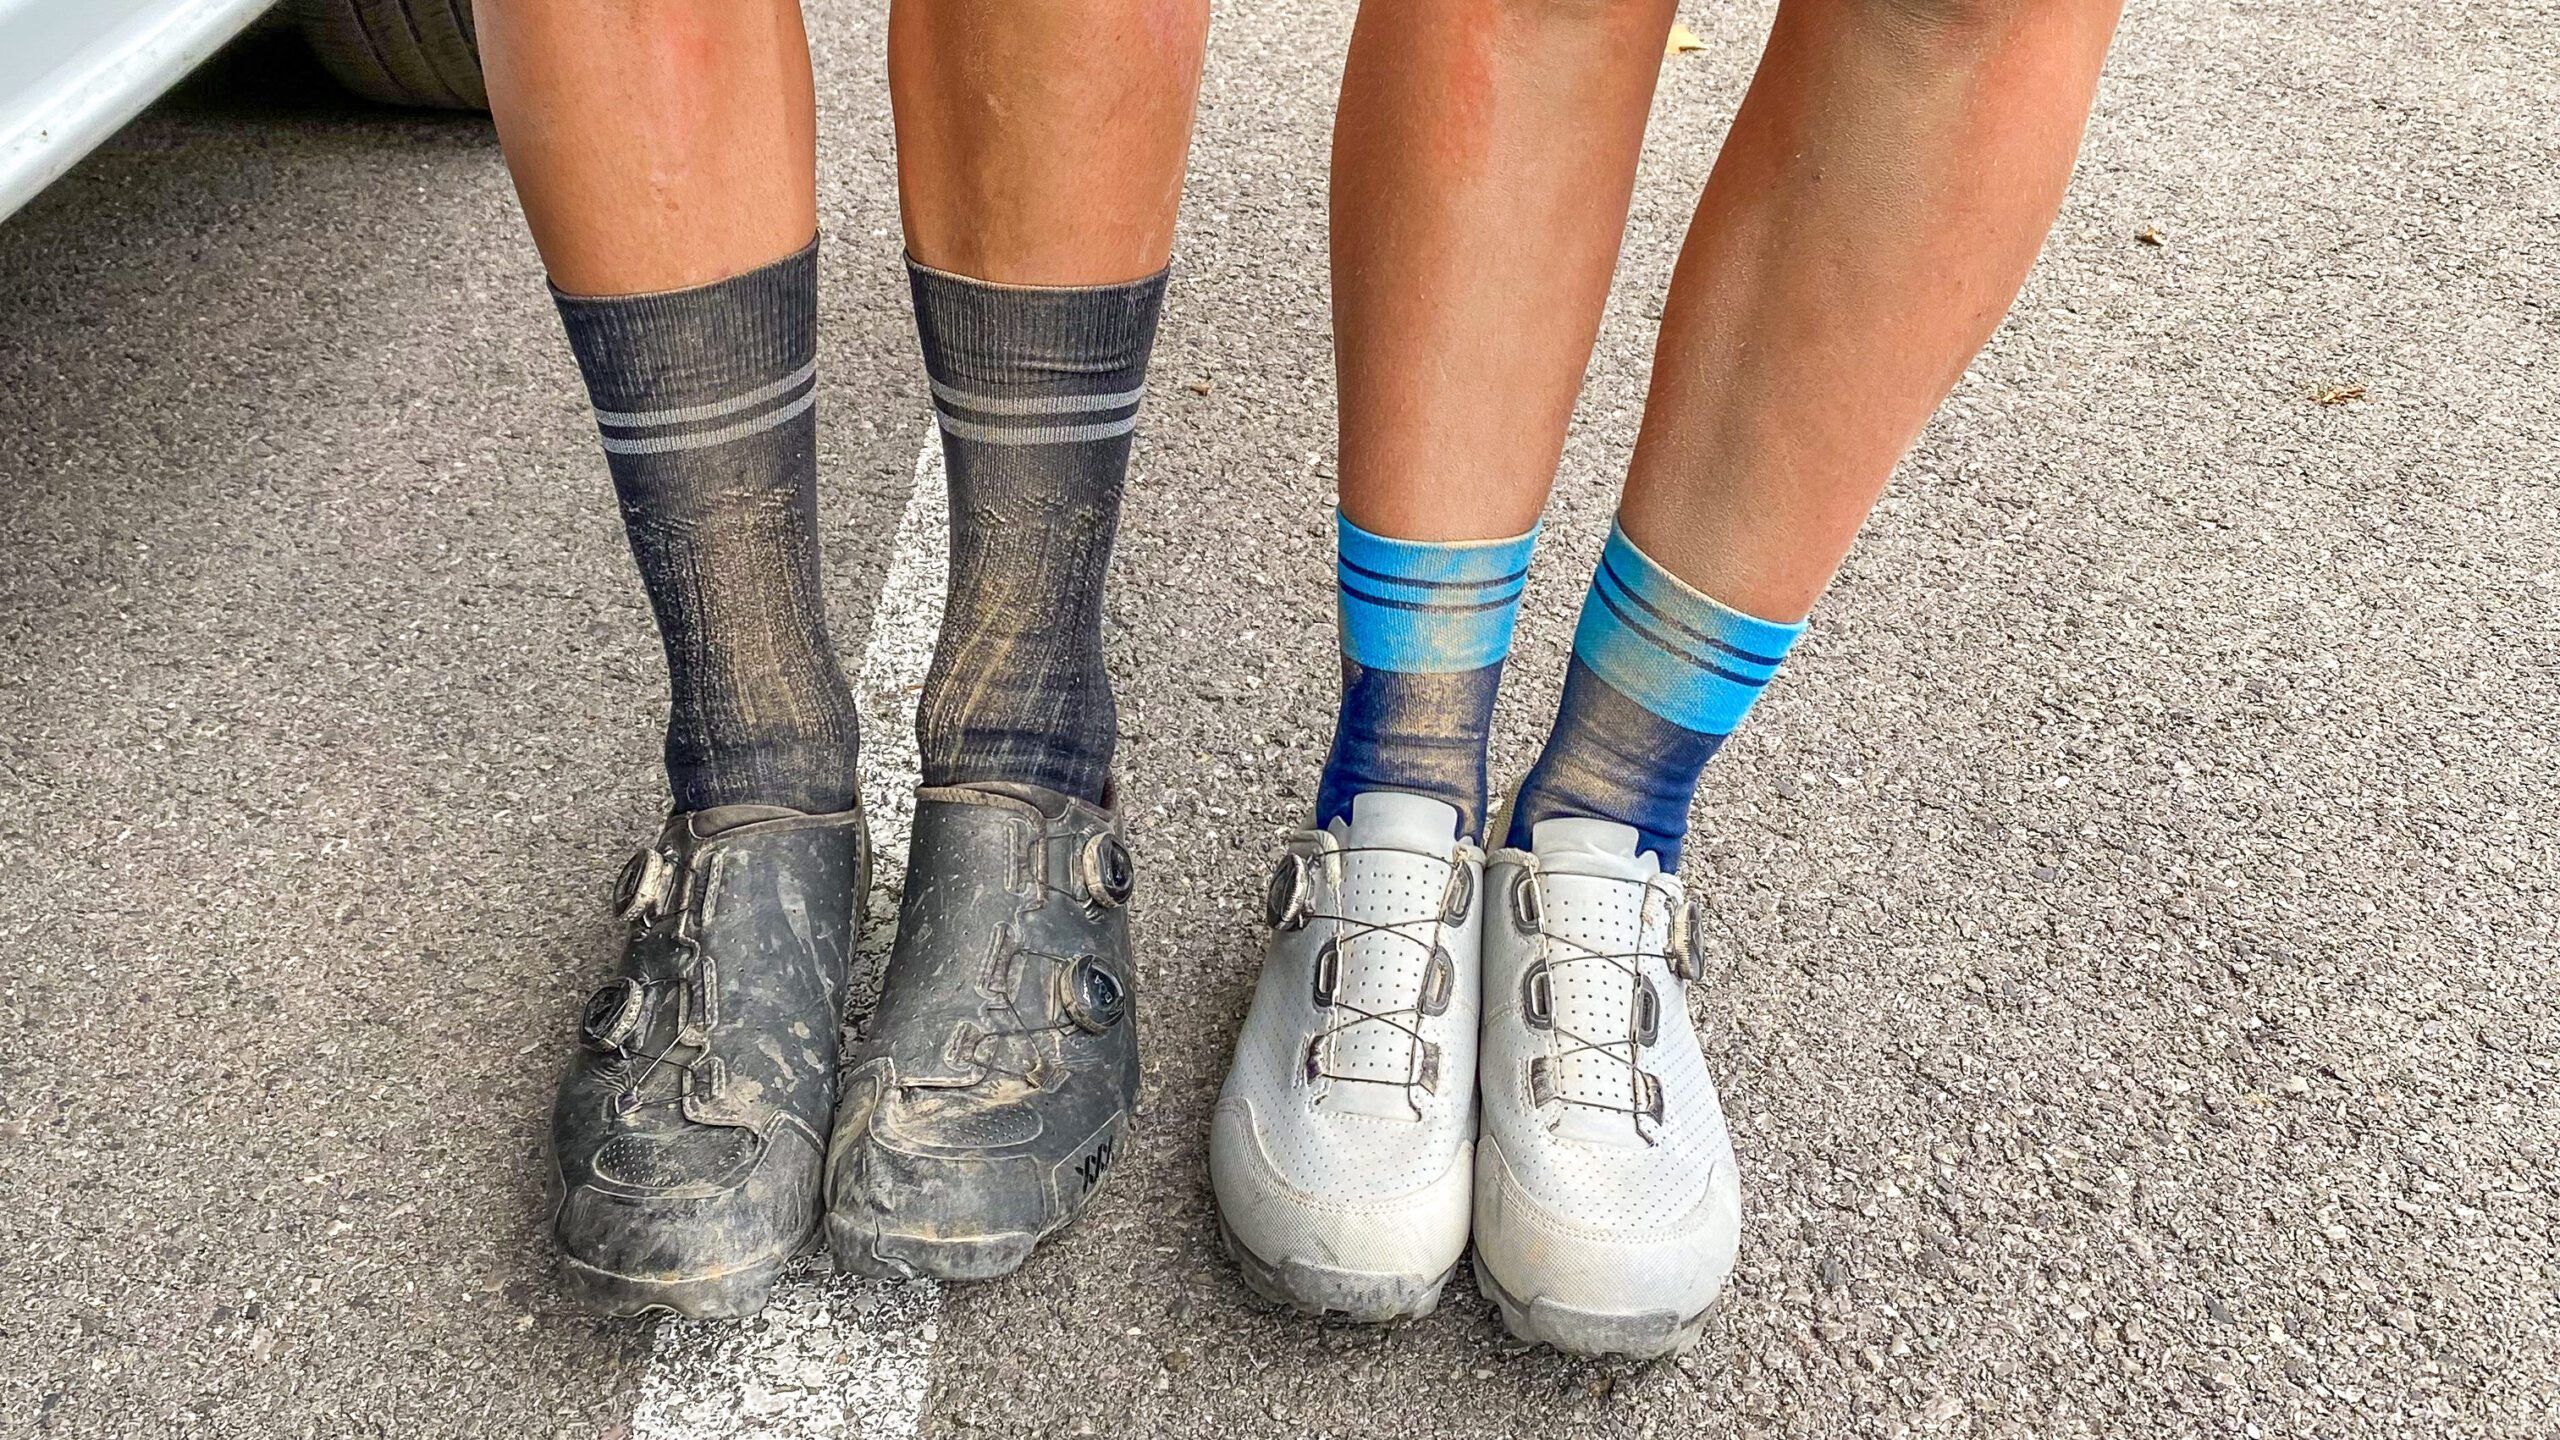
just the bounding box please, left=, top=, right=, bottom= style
left=665, top=727, right=861, bottom=815
left=918, top=660, right=1116, bottom=803
left=1315, top=513, right=1536, bottom=842
left=1315, top=670, right=1496, bottom=838
left=1508, top=522, right=1806, bottom=866
left=905, top=262, right=1162, bottom=812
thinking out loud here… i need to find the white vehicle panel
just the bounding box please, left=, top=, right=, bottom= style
left=0, top=0, right=275, bottom=222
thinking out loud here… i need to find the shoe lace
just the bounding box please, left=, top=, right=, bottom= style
left=603, top=968, right=710, bottom=1116
left=942, top=944, right=1102, bottom=1090
left=1301, top=844, right=1459, bottom=1119
left=1526, top=869, right=1676, bottom=1145
left=863, top=861, right=1125, bottom=1091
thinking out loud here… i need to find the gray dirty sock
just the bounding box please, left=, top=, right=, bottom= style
left=908, top=258, right=1168, bottom=804
left=552, top=240, right=861, bottom=815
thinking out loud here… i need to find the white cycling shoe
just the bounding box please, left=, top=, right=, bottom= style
left=1475, top=816, right=1740, bottom=1358
left=1211, top=791, right=1483, bottom=1321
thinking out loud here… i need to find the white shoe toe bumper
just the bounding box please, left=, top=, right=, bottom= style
left=1471, top=1130, right=1738, bottom=1358
left=1211, top=1096, right=1473, bottom=1319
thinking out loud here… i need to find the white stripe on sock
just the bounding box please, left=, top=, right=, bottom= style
left=927, top=378, right=1144, bottom=417
left=932, top=412, right=1135, bottom=446
left=601, top=388, right=817, bottom=455
left=594, top=359, right=820, bottom=428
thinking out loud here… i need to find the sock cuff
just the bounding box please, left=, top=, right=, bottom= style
left=1335, top=511, right=1538, bottom=674
left=1572, top=522, right=1806, bottom=735
left=906, top=256, right=1168, bottom=390
left=551, top=240, right=819, bottom=417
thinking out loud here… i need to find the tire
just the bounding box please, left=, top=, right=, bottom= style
left=294, top=0, right=487, bottom=111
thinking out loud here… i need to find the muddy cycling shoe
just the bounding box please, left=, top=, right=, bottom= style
left=825, top=782, right=1139, bottom=1282
left=551, top=804, right=870, bottom=1319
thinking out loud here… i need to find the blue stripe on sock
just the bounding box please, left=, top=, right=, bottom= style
left=1340, top=578, right=1527, bottom=615
left=1570, top=523, right=1804, bottom=736
left=1599, top=524, right=1800, bottom=665
left=1587, top=581, right=1771, bottom=692
left=1339, top=553, right=1531, bottom=595
left=1592, top=557, right=1785, bottom=673
left=1335, top=512, right=1538, bottom=674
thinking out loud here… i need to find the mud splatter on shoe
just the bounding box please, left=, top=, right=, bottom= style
left=550, top=804, right=868, bottom=1318
left=824, top=783, right=1140, bottom=1281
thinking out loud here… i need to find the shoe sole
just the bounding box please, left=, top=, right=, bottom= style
left=1472, top=1251, right=1718, bottom=1360
left=557, top=1243, right=803, bottom=1320
left=825, top=1210, right=1046, bottom=1283
left=1216, top=1211, right=1455, bottom=1324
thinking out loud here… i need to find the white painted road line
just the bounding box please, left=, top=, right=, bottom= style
left=631, top=430, right=951, bottom=1440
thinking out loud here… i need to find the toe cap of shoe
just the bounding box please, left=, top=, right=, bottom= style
left=1209, top=1094, right=1473, bottom=1280
left=824, top=1064, right=1131, bottom=1280
left=553, top=1124, right=823, bottom=1282
left=1472, top=1130, right=1739, bottom=1322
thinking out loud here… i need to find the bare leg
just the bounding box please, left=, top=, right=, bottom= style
left=818, top=0, right=1211, bottom=1281
left=889, top=0, right=1209, bottom=284
left=492, top=2, right=865, bottom=1320
left=479, top=0, right=816, bottom=294
left=1329, top=0, right=1674, bottom=540
left=1499, top=0, right=2127, bottom=861
left=1460, top=4, right=2127, bottom=1359
left=1621, top=0, right=2125, bottom=621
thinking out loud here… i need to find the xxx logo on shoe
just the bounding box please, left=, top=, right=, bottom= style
left=1074, top=1136, right=1116, bottom=1194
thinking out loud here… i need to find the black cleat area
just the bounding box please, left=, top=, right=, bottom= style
left=825, top=783, right=1141, bottom=1282
left=550, top=806, right=870, bottom=1319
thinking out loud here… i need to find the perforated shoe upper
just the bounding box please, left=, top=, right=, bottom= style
left=1474, top=817, right=1739, bottom=1321
left=1212, top=792, right=1482, bottom=1280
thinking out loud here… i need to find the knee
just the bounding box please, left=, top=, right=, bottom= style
left=1479, top=0, right=1676, bottom=35
left=1830, top=0, right=2072, bottom=45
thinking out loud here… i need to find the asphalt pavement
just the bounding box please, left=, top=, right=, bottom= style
left=1, top=2, right=2553, bottom=1437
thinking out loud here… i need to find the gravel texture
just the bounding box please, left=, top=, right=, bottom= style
left=0, top=2, right=2551, bottom=1437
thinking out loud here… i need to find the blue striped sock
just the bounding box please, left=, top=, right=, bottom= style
left=1316, top=513, right=1538, bottom=840
left=1507, top=522, right=1805, bottom=865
